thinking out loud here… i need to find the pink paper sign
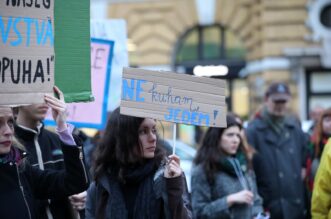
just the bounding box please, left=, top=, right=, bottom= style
left=45, top=39, right=114, bottom=129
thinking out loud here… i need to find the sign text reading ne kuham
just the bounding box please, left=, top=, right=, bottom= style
left=121, top=68, right=227, bottom=128
left=0, top=0, right=54, bottom=105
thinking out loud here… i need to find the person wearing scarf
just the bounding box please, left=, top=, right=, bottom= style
left=191, top=114, right=263, bottom=219
left=0, top=87, right=88, bottom=219
left=85, top=107, right=192, bottom=219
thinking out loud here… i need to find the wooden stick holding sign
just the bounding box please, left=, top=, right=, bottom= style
left=120, top=67, right=227, bottom=153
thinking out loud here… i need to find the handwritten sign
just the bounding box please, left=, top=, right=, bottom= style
left=45, top=38, right=114, bottom=129
left=121, top=68, right=227, bottom=127
left=0, top=0, right=54, bottom=105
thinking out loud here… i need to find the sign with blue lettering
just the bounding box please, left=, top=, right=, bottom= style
left=121, top=68, right=227, bottom=127
left=0, top=0, right=54, bottom=105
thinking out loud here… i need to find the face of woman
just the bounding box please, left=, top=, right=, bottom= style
left=0, top=107, right=14, bottom=154
left=219, top=126, right=241, bottom=156
left=138, top=118, right=157, bottom=159
left=322, top=115, right=331, bottom=135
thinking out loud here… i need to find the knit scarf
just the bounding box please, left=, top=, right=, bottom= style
left=218, top=156, right=249, bottom=190
left=261, top=107, right=285, bottom=136
left=106, top=159, right=161, bottom=219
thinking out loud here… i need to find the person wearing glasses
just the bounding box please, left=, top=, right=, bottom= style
left=246, top=82, right=307, bottom=219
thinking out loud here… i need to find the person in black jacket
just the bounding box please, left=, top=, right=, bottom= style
left=14, top=87, right=87, bottom=219
left=0, top=87, right=89, bottom=219
left=85, top=107, right=192, bottom=219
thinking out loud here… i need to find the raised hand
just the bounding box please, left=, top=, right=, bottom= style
left=44, top=86, right=67, bottom=130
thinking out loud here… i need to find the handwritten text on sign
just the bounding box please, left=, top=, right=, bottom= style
left=121, top=68, right=227, bottom=127
left=0, top=0, right=54, bottom=105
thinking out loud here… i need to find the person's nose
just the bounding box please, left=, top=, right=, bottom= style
left=2, top=124, right=13, bottom=137
left=148, top=130, right=156, bottom=142
left=233, top=135, right=240, bottom=144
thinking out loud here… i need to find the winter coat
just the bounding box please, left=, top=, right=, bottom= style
left=85, top=166, right=192, bottom=219
left=191, top=164, right=263, bottom=219
left=246, top=115, right=307, bottom=219
left=311, top=138, right=331, bottom=219
left=0, top=145, right=89, bottom=219
left=14, top=123, right=78, bottom=219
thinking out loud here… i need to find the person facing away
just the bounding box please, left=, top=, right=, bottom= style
left=0, top=91, right=88, bottom=219
left=246, top=82, right=307, bottom=219
left=85, top=107, right=192, bottom=219
left=14, top=86, right=87, bottom=219
left=191, top=114, right=263, bottom=219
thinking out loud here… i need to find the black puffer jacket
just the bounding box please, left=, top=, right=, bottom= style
left=0, top=145, right=89, bottom=219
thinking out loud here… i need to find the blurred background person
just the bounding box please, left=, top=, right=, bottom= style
left=311, top=138, right=331, bottom=219
left=246, top=82, right=307, bottom=219
left=191, top=114, right=263, bottom=219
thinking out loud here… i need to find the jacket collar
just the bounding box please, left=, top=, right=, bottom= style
left=14, top=123, right=44, bottom=141
left=254, top=114, right=297, bottom=130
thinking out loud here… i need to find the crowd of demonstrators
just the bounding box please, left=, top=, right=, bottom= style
left=85, top=107, right=192, bottom=219
left=246, top=82, right=307, bottom=219
left=0, top=88, right=88, bottom=219
left=191, top=114, right=264, bottom=219
left=14, top=86, right=88, bottom=219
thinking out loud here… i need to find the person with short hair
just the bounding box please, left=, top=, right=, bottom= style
left=246, top=82, right=307, bottom=219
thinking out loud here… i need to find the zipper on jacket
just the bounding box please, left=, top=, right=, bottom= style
left=78, top=146, right=89, bottom=184
left=15, top=163, right=32, bottom=219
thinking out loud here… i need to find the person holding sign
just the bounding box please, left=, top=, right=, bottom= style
left=191, top=114, right=264, bottom=219
left=14, top=87, right=88, bottom=219
left=85, top=107, right=192, bottom=219
left=0, top=93, right=88, bottom=219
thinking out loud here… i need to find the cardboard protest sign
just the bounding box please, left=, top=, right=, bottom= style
left=91, top=19, right=129, bottom=111
left=121, top=68, right=227, bottom=127
left=45, top=38, right=114, bottom=129
left=0, top=1, right=54, bottom=105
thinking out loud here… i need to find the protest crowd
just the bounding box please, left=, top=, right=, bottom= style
left=2, top=1, right=331, bottom=219
left=2, top=78, right=331, bottom=219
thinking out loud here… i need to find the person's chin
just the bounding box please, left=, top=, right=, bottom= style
left=143, top=153, right=155, bottom=159
left=0, top=147, right=11, bottom=155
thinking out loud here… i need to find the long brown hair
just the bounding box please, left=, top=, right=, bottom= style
left=311, top=107, right=331, bottom=158
left=194, top=114, right=254, bottom=185
left=92, top=108, right=165, bottom=182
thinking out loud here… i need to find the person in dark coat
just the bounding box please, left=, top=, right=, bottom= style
left=246, top=82, right=307, bottom=219
left=0, top=89, right=88, bottom=219
left=191, top=114, right=263, bottom=219
left=85, top=107, right=192, bottom=219
left=14, top=87, right=87, bottom=219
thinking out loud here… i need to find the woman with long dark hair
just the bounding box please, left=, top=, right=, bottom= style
left=191, top=114, right=263, bottom=219
left=85, top=107, right=192, bottom=219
